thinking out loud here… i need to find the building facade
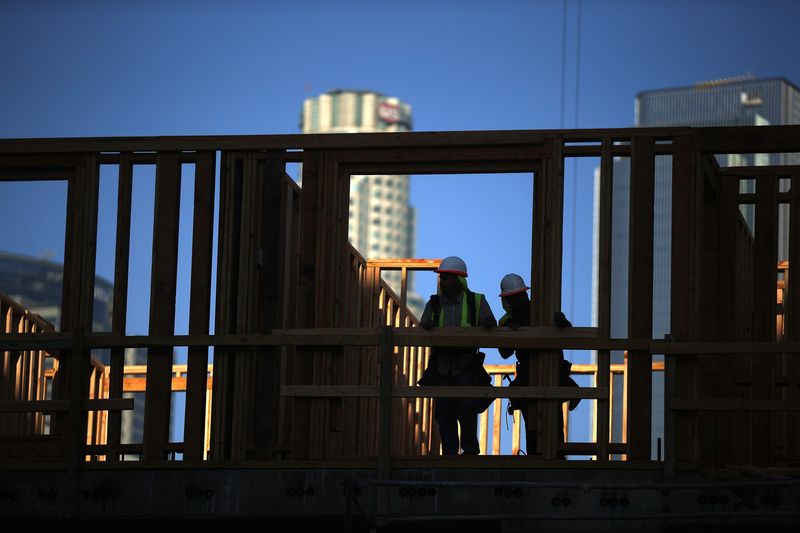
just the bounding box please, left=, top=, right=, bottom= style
left=596, top=76, right=800, bottom=458
left=301, top=90, right=424, bottom=316
left=0, top=251, right=113, bottom=334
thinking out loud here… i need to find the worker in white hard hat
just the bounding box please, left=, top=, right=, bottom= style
left=497, top=273, right=580, bottom=456
left=417, top=256, right=497, bottom=455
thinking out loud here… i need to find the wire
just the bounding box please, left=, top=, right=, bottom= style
left=559, top=0, right=568, bottom=130
left=568, top=0, right=582, bottom=344
left=574, top=0, right=582, bottom=130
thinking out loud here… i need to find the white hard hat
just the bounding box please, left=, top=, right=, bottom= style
left=434, top=256, right=468, bottom=277
left=499, top=273, right=529, bottom=297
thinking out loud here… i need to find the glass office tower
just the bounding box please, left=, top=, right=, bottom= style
left=598, top=77, right=800, bottom=458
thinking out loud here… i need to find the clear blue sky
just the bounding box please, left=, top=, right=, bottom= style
left=1, top=0, right=799, bottom=450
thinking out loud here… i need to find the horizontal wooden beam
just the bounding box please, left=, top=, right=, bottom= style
left=693, top=125, right=800, bottom=154
left=737, top=192, right=792, bottom=204
left=721, top=165, right=800, bottom=177
left=656, top=342, right=800, bottom=354
left=559, top=442, right=629, bottom=454
left=562, top=144, right=675, bottom=157
left=0, top=398, right=134, bottom=413
left=0, top=126, right=697, bottom=154
left=281, top=385, right=607, bottom=400
left=116, top=377, right=213, bottom=393
left=7, top=330, right=800, bottom=355
left=83, top=442, right=184, bottom=455
left=0, top=334, right=72, bottom=350
left=0, top=327, right=610, bottom=351
left=484, top=362, right=666, bottom=375
left=671, top=399, right=800, bottom=411
left=366, top=258, right=441, bottom=270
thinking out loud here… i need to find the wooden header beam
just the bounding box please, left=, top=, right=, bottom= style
left=0, top=126, right=701, bottom=154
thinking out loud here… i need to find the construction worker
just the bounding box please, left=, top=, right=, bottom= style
left=418, top=256, right=497, bottom=455
left=497, top=273, right=580, bottom=455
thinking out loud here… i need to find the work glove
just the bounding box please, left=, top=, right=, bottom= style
left=420, top=317, right=435, bottom=331
left=554, top=311, right=572, bottom=328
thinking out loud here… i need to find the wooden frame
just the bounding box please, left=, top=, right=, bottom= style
left=2, top=124, right=800, bottom=474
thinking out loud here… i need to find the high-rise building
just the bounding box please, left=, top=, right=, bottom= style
left=0, top=251, right=145, bottom=444
left=0, top=251, right=113, bottom=333
left=594, top=76, right=800, bottom=459
left=301, top=90, right=424, bottom=316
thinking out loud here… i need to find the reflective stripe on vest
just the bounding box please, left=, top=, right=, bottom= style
left=436, top=291, right=484, bottom=327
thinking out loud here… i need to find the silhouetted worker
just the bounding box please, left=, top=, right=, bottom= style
left=497, top=273, right=580, bottom=455
left=418, top=256, right=497, bottom=455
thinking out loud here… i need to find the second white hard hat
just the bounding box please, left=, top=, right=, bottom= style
left=434, top=256, right=468, bottom=277
left=499, top=273, right=529, bottom=297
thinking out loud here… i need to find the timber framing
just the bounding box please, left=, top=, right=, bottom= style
left=2, top=125, right=800, bottom=526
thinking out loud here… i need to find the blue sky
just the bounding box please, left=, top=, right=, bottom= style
left=1, top=0, right=799, bottom=450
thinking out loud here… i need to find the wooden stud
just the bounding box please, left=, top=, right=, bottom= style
left=61, top=154, right=99, bottom=514
left=596, top=138, right=613, bottom=461
left=479, top=396, right=489, bottom=455
left=210, top=151, right=238, bottom=460
left=753, top=174, right=778, bottom=465
left=292, top=150, right=322, bottom=459
left=696, top=155, right=722, bottom=468
left=377, top=325, right=392, bottom=475
left=492, top=374, right=503, bottom=456
left=183, top=151, right=216, bottom=461
left=627, top=136, right=654, bottom=461
left=107, top=152, right=132, bottom=462
left=713, top=168, right=739, bottom=467
left=142, top=152, right=181, bottom=462
left=787, top=176, right=800, bottom=463
left=511, top=408, right=521, bottom=456
left=531, top=139, right=565, bottom=459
